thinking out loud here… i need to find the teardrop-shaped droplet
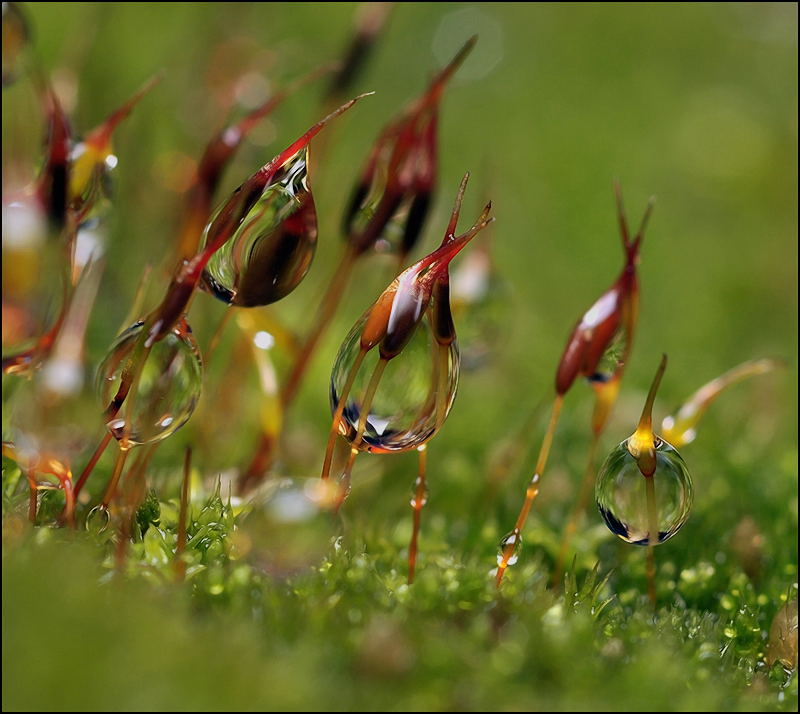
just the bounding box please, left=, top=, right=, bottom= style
left=96, top=321, right=203, bottom=446
left=497, top=530, right=522, bottom=566
left=329, top=312, right=459, bottom=453
left=595, top=437, right=693, bottom=546
left=2, top=2, right=30, bottom=88
left=201, top=148, right=318, bottom=307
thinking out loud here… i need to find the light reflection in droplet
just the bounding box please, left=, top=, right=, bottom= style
left=253, top=330, right=275, bottom=350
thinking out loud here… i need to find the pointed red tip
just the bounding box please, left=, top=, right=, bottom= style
left=86, top=72, right=164, bottom=149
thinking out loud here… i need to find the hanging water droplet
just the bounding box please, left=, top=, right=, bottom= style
left=2, top=2, right=30, bottom=88
left=96, top=321, right=203, bottom=446
left=409, top=476, right=429, bottom=508
left=595, top=437, right=693, bottom=546
left=497, top=530, right=522, bottom=566
left=329, top=312, right=459, bottom=453
left=86, top=504, right=110, bottom=534
left=201, top=147, right=318, bottom=307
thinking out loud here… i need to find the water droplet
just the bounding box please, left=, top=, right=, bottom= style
left=595, top=437, right=693, bottom=545
left=497, top=530, right=522, bottom=566
left=201, top=148, right=317, bottom=307
left=96, top=321, right=203, bottom=446
left=329, top=312, right=459, bottom=452
left=409, top=476, right=429, bottom=508
left=86, top=504, right=110, bottom=534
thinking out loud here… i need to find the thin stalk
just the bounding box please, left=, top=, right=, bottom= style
left=408, top=444, right=427, bottom=584
left=353, top=358, right=388, bottom=446
left=334, top=447, right=359, bottom=513
left=434, top=344, right=450, bottom=430
left=496, top=394, right=564, bottom=587
left=58, top=472, right=76, bottom=528
left=334, top=357, right=387, bottom=510
left=101, top=445, right=131, bottom=509
left=72, top=431, right=112, bottom=501
left=321, top=349, right=367, bottom=481
left=645, top=475, right=659, bottom=608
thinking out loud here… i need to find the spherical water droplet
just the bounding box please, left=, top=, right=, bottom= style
left=329, top=313, right=459, bottom=453
left=595, top=437, right=693, bottom=546
left=96, top=321, right=202, bottom=446
left=201, top=148, right=317, bottom=307
left=86, top=504, right=110, bottom=534
left=497, top=530, right=522, bottom=566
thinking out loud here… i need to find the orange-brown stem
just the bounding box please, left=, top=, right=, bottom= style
left=645, top=471, right=658, bottom=609
left=321, top=348, right=367, bottom=481
left=629, top=355, right=667, bottom=478
left=335, top=357, right=387, bottom=510
left=57, top=473, right=76, bottom=528
left=496, top=394, right=564, bottom=587
left=73, top=431, right=112, bottom=501
left=408, top=444, right=427, bottom=584
left=334, top=447, right=359, bottom=514
left=101, top=446, right=130, bottom=509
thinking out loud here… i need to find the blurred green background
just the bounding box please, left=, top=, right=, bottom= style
left=3, top=2, right=797, bottom=711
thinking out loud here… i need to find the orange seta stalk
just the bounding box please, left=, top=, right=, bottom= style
left=496, top=394, right=564, bottom=586
left=407, top=443, right=427, bottom=584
